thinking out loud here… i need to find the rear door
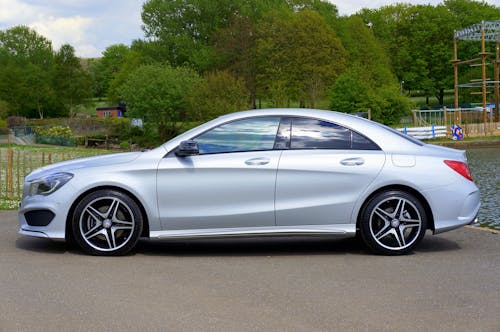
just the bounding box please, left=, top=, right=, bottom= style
left=275, top=117, right=386, bottom=226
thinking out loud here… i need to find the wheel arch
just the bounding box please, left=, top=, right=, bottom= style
left=65, top=185, right=150, bottom=242
left=356, top=185, right=435, bottom=232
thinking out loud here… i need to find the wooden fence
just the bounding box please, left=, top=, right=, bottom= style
left=412, top=108, right=500, bottom=137
left=0, top=148, right=103, bottom=201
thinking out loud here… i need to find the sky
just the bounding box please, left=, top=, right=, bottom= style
left=1, top=0, right=499, bottom=58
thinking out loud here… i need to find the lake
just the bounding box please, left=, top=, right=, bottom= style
left=466, top=147, right=499, bottom=230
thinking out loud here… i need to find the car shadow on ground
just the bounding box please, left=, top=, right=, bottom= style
left=15, top=234, right=461, bottom=257
left=135, top=236, right=370, bottom=257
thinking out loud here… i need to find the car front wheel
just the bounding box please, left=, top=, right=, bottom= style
left=359, top=190, right=427, bottom=255
left=72, top=189, right=143, bottom=256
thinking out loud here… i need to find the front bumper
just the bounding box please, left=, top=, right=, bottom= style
left=18, top=183, right=75, bottom=241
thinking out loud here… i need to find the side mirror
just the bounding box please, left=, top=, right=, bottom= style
left=175, top=140, right=199, bottom=157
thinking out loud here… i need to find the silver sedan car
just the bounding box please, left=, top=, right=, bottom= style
left=18, top=109, right=480, bottom=255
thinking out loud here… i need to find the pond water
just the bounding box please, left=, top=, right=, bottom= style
left=466, top=147, right=499, bottom=230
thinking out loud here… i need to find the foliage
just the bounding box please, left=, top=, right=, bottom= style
left=141, top=0, right=243, bottom=71
left=330, top=69, right=371, bottom=113
left=118, top=64, right=199, bottom=140
left=256, top=10, right=347, bottom=108
left=357, top=1, right=500, bottom=105
left=214, top=16, right=258, bottom=108
left=119, top=141, right=130, bottom=150
left=0, top=26, right=91, bottom=118
left=53, top=44, right=92, bottom=117
left=35, top=125, right=73, bottom=137
left=89, top=44, right=130, bottom=97
left=186, top=71, right=250, bottom=121
left=330, top=68, right=413, bottom=125
left=0, top=26, right=58, bottom=118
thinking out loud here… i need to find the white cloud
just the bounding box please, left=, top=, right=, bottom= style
left=0, top=0, right=39, bottom=24
left=75, top=43, right=100, bottom=58
left=332, top=0, right=500, bottom=16
left=28, top=16, right=93, bottom=51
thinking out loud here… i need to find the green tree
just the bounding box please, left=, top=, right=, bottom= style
left=330, top=69, right=371, bottom=113
left=0, top=26, right=56, bottom=117
left=330, top=68, right=413, bottom=125
left=53, top=44, right=92, bottom=117
left=118, top=64, right=199, bottom=140
left=257, top=10, right=347, bottom=107
left=214, top=17, right=258, bottom=108
left=357, top=2, right=500, bottom=106
left=90, top=44, right=130, bottom=97
left=186, top=71, right=250, bottom=121
left=141, top=0, right=247, bottom=71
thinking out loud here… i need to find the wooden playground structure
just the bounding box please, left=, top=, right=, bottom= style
left=452, top=21, right=500, bottom=135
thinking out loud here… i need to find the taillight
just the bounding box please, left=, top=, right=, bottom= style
left=444, top=160, right=473, bottom=181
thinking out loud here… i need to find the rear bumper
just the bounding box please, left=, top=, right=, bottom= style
left=427, top=186, right=481, bottom=234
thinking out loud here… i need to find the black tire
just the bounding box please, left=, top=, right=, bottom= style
left=359, top=190, right=427, bottom=255
left=72, top=189, right=143, bottom=256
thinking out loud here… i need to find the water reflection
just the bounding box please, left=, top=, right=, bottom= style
left=466, top=147, right=499, bottom=230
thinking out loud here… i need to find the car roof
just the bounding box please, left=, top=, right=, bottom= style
left=164, top=108, right=425, bottom=153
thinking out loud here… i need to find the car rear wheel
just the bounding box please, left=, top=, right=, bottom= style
left=359, top=190, right=427, bottom=255
left=72, top=189, right=143, bottom=256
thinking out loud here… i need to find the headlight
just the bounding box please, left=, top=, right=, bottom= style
left=28, top=172, right=73, bottom=197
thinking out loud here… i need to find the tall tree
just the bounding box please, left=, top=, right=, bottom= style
left=91, top=44, right=130, bottom=98
left=186, top=70, right=250, bottom=121
left=0, top=26, right=56, bottom=117
left=358, top=1, right=500, bottom=105
left=214, top=16, right=257, bottom=107
left=141, top=0, right=245, bottom=71
left=118, top=64, right=199, bottom=140
left=256, top=9, right=347, bottom=107
left=53, top=44, right=92, bottom=117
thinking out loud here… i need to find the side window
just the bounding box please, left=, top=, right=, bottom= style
left=291, top=118, right=351, bottom=149
left=194, top=116, right=281, bottom=154
left=352, top=131, right=379, bottom=150
left=290, top=118, right=379, bottom=150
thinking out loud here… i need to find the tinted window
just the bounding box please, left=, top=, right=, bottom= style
left=195, top=117, right=281, bottom=154
left=352, top=131, right=379, bottom=150
left=290, top=118, right=379, bottom=150
left=291, top=118, right=351, bottom=149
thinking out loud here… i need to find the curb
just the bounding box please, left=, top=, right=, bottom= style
left=465, top=225, right=500, bottom=234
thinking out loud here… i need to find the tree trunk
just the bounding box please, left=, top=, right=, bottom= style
left=436, top=89, right=445, bottom=106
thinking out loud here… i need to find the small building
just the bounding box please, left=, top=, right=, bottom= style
left=96, top=103, right=126, bottom=118
left=96, top=107, right=124, bottom=118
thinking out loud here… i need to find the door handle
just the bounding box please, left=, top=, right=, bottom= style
left=245, top=157, right=270, bottom=165
left=340, top=157, right=365, bottom=166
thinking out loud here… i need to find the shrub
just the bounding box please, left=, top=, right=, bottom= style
left=119, top=141, right=130, bottom=150
left=35, top=125, right=73, bottom=137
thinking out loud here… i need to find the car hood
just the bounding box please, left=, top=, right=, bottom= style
left=26, top=152, right=142, bottom=181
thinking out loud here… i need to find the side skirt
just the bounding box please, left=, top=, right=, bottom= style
left=149, top=224, right=356, bottom=240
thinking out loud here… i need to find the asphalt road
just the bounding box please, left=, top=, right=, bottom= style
left=1, top=211, right=499, bottom=332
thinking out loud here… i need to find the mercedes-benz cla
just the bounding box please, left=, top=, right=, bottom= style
left=18, top=109, right=480, bottom=255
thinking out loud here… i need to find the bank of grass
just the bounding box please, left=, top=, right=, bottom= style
left=423, top=134, right=500, bottom=148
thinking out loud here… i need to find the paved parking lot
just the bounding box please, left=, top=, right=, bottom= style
left=1, top=211, right=499, bottom=331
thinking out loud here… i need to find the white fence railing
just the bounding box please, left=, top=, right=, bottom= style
left=396, top=125, right=447, bottom=139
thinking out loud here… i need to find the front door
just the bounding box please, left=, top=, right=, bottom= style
left=157, top=116, right=282, bottom=230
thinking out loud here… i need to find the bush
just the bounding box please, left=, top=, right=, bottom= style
left=7, top=116, right=26, bottom=128
left=119, top=141, right=130, bottom=150
left=35, top=125, right=73, bottom=137
left=185, top=71, right=250, bottom=121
